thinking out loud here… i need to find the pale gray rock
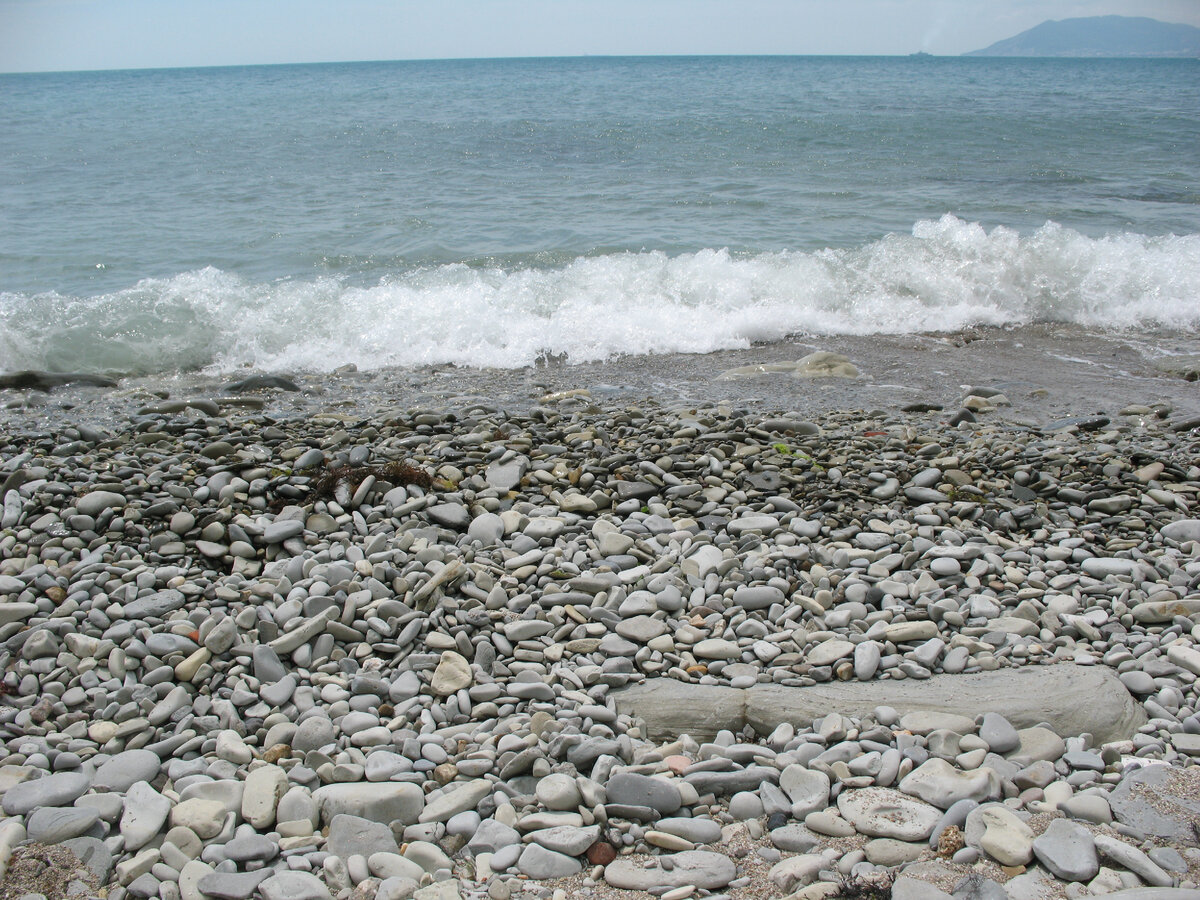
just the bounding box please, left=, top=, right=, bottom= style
left=614, top=665, right=1144, bottom=744
left=731, top=585, right=785, bottom=610
left=259, top=872, right=333, bottom=900
left=974, top=805, right=1034, bottom=867
left=93, top=749, right=162, bottom=793
left=120, top=781, right=172, bottom=851
left=517, top=843, right=583, bottom=879
left=769, top=823, right=820, bottom=853
left=603, top=850, right=737, bottom=890
left=466, top=818, right=520, bottom=855
left=313, top=783, right=424, bottom=826
left=1, top=771, right=92, bottom=816
left=899, top=759, right=1000, bottom=810
left=418, top=779, right=491, bottom=823
left=1093, top=834, right=1174, bottom=887
left=893, top=875, right=955, bottom=900
left=427, top=502, right=470, bottom=530
left=24, top=806, right=100, bottom=844
left=1160, top=519, right=1200, bottom=542
left=534, top=773, right=582, bottom=811
left=76, top=490, right=125, bottom=517
left=197, top=869, right=272, bottom=900
left=467, top=512, right=504, bottom=545
left=325, top=814, right=401, bottom=859
left=293, top=714, right=337, bottom=752
left=62, top=837, right=112, bottom=885
left=779, top=765, right=830, bottom=818
left=949, top=872, right=1007, bottom=900
left=655, top=817, right=723, bottom=844
left=978, top=713, right=1020, bottom=754
left=121, top=589, right=187, bottom=620
left=837, top=787, right=941, bottom=840
left=263, top=519, right=304, bottom=543
left=1010, top=727, right=1066, bottom=764
left=1108, top=764, right=1200, bottom=845
left=1032, top=818, right=1099, bottom=882
left=605, top=772, right=681, bottom=814
left=485, top=458, right=527, bottom=492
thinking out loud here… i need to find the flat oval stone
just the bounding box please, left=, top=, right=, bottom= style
left=837, top=787, right=941, bottom=840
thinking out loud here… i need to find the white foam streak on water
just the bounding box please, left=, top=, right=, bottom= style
left=1, top=217, right=1197, bottom=375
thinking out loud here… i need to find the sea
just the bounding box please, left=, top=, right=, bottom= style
left=1, top=55, right=1198, bottom=380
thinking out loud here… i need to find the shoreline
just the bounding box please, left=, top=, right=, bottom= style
left=3, top=323, right=1200, bottom=433
left=1, top=349, right=1199, bottom=899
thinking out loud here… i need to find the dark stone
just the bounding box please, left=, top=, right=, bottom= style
left=0, top=371, right=117, bottom=391
left=222, top=374, right=301, bottom=393
left=586, top=841, right=617, bottom=865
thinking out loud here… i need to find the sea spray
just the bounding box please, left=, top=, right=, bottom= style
left=2, top=217, right=1197, bottom=376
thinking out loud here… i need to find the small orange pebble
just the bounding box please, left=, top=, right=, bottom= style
left=188, top=630, right=200, bottom=642
left=863, top=430, right=888, bottom=436
left=685, top=665, right=708, bottom=676
left=664, top=755, right=692, bottom=775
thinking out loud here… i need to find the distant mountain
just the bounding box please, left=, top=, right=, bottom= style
left=965, top=15, right=1200, bottom=58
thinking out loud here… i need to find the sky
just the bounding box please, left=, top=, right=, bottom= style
left=1, top=0, right=1199, bottom=73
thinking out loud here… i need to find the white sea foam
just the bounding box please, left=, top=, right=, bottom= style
left=2, top=217, right=1197, bottom=375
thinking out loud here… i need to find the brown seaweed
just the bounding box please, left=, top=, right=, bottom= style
left=309, top=460, right=433, bottom=500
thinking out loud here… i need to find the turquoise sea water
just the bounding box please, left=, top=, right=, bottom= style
left=1, top=56, right=1198, bottom=374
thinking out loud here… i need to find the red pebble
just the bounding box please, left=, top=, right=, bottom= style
left=586, top=841, right=616, bottom=865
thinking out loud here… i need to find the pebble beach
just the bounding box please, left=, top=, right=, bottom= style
left=2, top=331, right=1200, bottom=900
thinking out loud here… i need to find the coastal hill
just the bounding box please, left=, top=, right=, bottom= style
left=965, top=15, right=1200, bottom=58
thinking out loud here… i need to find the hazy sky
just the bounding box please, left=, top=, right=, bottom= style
left=2, top=0, right=1199, bottom=73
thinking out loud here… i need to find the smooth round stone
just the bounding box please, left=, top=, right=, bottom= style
left=225, top=833, right=279, bottom=863
left=854, top=642, right=881, bottom=680
left=616, top=616, right=669, bottom=643
left=978, top=713, right=1020, bottom=754
left=863, top=838, right=926, bottom=866
left=899, top=758, right=1001, bottom=810
left=645, top=830, right=693, bottom=851
left=837, top=787, right=941, bottom=841
left=1058, top=792, right=1112, bottom=825
left=1032, top=818, right=1099, bottom=882
left=807, top=639, right=855, bottom=667
left=170, top=798, right=230, bottom=840
left=603, top=850, right=737, bottom=890
left=121, top=781, right=173, bottom=851
left=654, top=817, right=722, bottom=844
left=728, top=791, right=764, bottom=820
left=445, top=810, right=481, bottom=838
left=93, top=749, right=162, bottom=792
left=803, top=810, right=856, bottom=838
left=535, top=773, right=582, bottom=811
left=1, top=771, right=92, bottom=816
left=1119, top=671, right=1157, bottom=694
left=779, top=765, right=831, bottom=818
left=605, top=773, right=682, bottom=814
left=242, top=766, right=288, bottom=830
left=76, top=491, right=126, bottom=517
left=731, top=585, right=785, bottom=610
left=259, top=871, right=333, bottom=900
left=973, top=805, right=1035, bottom=867
left=430, top=651, right=472, bottom=695
left=929, top=558, right=961, bottom=577
left=517, top=844, right=581, bottom=879
left=692, top=639, right=742, bottom=660
left=769, top=824, right=820, bottom=853
left=25, top=806, right=101, bottom=844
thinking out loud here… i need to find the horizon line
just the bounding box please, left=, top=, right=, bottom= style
left=5, top=50, right=1195, bottom=77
